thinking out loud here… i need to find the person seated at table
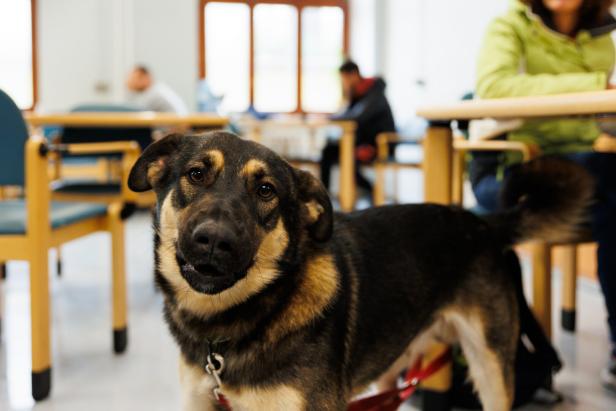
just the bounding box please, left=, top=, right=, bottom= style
left=320, top=60, right=396, bottom=197
left=472, top=0, right=616, bottom=389
left=126, top=65, right=188, bottom=115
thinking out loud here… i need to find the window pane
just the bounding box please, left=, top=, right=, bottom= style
left=301, top=7, right=343, bottom=113
left=0, top=0, right=33, bottom=109
left=254, top=4, right=297, bottom=112
left=204, top=2, right=250, bottom=113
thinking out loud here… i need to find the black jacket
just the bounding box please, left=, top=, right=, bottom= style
left=331, top=77, right=396, bottom=146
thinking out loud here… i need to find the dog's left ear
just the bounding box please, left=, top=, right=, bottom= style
left=128, top=133, right=183, bottom=192
left=294, top=169, right=333, bottom=242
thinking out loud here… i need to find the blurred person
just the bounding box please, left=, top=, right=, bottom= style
left=320, top=60, right=396, bottom=198
left=472, top=0, right=616, bottom=388
left=126, top=65, right=188, bottom=115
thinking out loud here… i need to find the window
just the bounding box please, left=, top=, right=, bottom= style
left=200, top=0, right=348, bottom=113
left=301, top=6, right=344, bottom=113
left=203, top=2, right=250, bottom=112
left=0, top=0, right=36, bottom=109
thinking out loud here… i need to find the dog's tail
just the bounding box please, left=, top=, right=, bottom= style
left=485, top=156, right=594, bottom=245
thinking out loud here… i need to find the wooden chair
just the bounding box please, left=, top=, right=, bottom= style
left=240, top=118, right=358, bottom=211
left=373, top=132, right=423, bottom=205
left=375, top=124, right=595, bottom=336
left=49, top=104, right=153, bottom=208
left=414, top=91, right=616, bottom=411
left=452, top=137, right=597, bottom=337
left=0, top=89, right=128, bottom=401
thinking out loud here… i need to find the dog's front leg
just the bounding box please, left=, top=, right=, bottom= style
left=179, top=355, right=221, bottom=411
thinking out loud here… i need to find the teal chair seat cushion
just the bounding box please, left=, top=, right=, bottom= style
left=52, top=180, right=121, bottom=195
left=0, top=200, right=108, bottom=235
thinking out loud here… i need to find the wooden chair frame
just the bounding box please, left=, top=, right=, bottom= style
left=240, top=118, right=357, bottom=211
left=0, top=136, right=128, bottom=401
left=373, top=132, right=423, bottom=206
left=451, top=137, right=601, bottom=337
left=413, top=90, right=616, bottom=411
left=49, top=140, right=155, bottom=207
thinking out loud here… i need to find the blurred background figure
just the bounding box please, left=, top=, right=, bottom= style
left=320, top=60, right=396, bottom=198
left=126, top=65, right=188, bottom=114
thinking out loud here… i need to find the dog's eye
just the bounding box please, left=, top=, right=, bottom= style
left=256, top=183, right=276, bottom=200
left=187, top=168, right=205, bottom=184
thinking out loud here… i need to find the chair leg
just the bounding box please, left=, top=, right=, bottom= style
left=393, top=165, right=400, bottom=204
left=373, top=164, right=386, bottom=206
left=109, top=204, right=128, bottom=354
left=0, top=266, right=4, bottom=337
left=30, top=249, right=52, bottom=401
left=561, top=245, right=577, bottom=332
left=531, top=242, right=552, bottom=339
left=56, top=248, right=62, bottom=277
left=452, top=150, right=465, bottom=206
left=421, top=343, right=452, bottom=411
left=0, top=261, right=6, bottom=280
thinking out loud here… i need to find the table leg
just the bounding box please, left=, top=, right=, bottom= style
left=339, top=127, right=356, bottom=212
left=423, top=124, right=453, bottom=205
left=421, top=124, right=453, bottom=410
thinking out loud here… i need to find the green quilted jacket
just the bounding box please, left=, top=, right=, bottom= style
left=476, top=0, right=616, bottom=157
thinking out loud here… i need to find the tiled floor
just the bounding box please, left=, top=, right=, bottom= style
left=1, top=210, right=616, bottom=410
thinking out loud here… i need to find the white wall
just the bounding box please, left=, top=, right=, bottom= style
left=37, top=0, right=115, bottom=111
left=36, top=0, right=510, bottom=119
left=37, top=0, right=198, bottom=111
left=36, top=0, right=370, bottom=112
left=380, top=0, right=509, bottom=128
left=349, top=0, right=377, bottom=76
left=131, top=0, right=199, bottom=111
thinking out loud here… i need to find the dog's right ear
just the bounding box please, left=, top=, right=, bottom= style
left=128, top=133, right=183, bottom=192
left=293, top=168, right=333, bottom=242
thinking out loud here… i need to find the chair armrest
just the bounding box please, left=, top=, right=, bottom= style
left=376, top=132, right=402, bottom=161
left=47, top=141, right=141, bottom=202
left=49, top=141, right=141, bottom=155
left=453, top=139, right=533, bottom=161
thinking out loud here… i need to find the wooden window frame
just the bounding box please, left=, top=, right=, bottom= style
left=198, top=0, right=349, bottom=113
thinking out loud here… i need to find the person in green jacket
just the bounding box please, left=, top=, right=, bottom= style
left=471, top=0, right=616, bottom=389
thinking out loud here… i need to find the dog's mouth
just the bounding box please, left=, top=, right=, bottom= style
left=176, top=254, right=250, bottom=295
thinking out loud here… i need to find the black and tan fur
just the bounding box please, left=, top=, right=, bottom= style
left=128, top=132, right=592, bottom=411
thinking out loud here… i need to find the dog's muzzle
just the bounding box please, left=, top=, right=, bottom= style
left=177, top=219, right=251, bottom=294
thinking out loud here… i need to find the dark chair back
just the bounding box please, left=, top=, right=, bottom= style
left=0, top=89, right=29, bottom=186
left=61, top=104, right=152, bottom=150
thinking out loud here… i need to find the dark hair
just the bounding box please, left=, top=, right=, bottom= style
left=339, top=60, right=360, bottom=75
left=134, top=65, right=150, bottom=75
left=523, top=0, right=614, bottom=31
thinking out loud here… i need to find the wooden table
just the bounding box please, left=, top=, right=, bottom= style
left=24, top=112, right=229, bottom=129
left=25, top=113, right=357, bottom=211
left=416, top=89, right=616, bottom=410
left=241, top=118, right=357, bottom=212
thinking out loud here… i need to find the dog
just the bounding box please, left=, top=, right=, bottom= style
left=128, top=131, right=592, bottom=411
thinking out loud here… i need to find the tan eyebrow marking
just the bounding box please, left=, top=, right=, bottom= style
left=205, top=150, right=224, bottom=173
left=241, top=159, right=268, bottom=177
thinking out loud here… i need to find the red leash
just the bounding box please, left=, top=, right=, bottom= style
left=216, top=349, right=452, bottom=411
left=348, top=349, right=452, bottom=411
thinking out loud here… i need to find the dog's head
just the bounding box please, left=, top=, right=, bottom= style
left=129, top=132, right=332, bottom=306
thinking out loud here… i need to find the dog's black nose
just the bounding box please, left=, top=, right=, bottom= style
left=191, top=220, right=236, bottom=257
